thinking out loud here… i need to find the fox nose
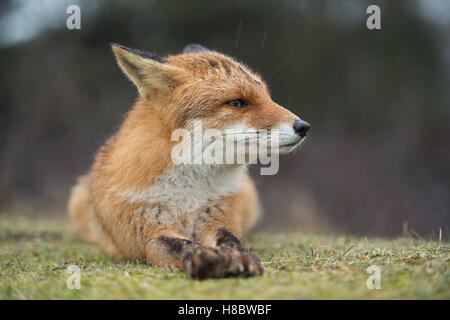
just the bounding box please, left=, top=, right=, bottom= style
left=293, top=119, right=310, bottom=138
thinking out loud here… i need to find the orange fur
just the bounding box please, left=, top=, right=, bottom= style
left=68, top=44, right=305, bottom=279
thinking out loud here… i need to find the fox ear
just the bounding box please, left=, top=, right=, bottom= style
left=111, top=43, right=188, bottom=97
left=183, top=44, right=209, bottom=53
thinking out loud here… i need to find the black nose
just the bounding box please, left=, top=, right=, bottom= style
left=293, top=119, right=310, bottom=137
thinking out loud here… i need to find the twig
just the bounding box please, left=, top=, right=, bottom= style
left=438, top=227, right=442, bottom=254
left=342, top=244, right=354, bottom=257
left=402, top=221, right=410, bottom=238
left=410, top=229, right=424, bottom=240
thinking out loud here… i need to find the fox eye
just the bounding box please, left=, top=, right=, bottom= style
left=227, top=99, right=248, bottom=108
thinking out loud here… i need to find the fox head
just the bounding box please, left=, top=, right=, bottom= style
left=111, top=43, right=310, bottom=161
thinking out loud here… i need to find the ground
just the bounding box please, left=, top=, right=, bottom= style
left=0, top=216, right=448, bottom=299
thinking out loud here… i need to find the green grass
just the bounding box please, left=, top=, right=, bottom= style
left=0, top=216, right=448, bottom=299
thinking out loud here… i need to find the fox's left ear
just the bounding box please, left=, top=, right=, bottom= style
left=111, top=43, right=188, bottom=98
left=183, top=44, right=209, bottom=53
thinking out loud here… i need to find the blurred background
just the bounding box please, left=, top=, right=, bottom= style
left=0, top=0, right=449, bottom=237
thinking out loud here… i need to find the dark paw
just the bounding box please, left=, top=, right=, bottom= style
left=183, top=246, right=264, bottom=280
left=220, top=246, right=264, bottom=277
left=183, top=247, right=227, bottom=280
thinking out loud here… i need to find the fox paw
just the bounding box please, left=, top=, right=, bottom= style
left=183, top=247, right=264, bottom=280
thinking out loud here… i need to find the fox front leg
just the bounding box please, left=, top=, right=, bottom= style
left=146, top=236, right=213, bottom=279
left=189, top=207, right=264, bottom=278
left=191, top=226, right=264, bottom=277
left=149, top=236, right=235, bottom=280
left=150, top=231, right=263, bottom=279
left=214, top=227, right=264, bottom=277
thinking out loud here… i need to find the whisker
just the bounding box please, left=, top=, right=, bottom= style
left=218, top=131, right=261, bottom=137
left=186, top=131, right=281, bottom=164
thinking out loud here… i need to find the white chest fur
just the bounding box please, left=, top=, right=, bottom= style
left=121, top=164, right=246, bottom=213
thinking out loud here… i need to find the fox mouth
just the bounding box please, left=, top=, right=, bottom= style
left=281, top=142, right=299, bottom=148
left=280, top=137, right=304, bottom=149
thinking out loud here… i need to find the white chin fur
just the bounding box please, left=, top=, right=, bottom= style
left=278, top=138, right=305, bottom=154
left=277, top=123, right=303, bottom=152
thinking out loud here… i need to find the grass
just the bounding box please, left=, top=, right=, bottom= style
left=0, top=216, right=449, bottom=299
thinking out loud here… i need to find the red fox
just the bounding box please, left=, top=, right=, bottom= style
left=68, top=43, right=310, bottom=279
